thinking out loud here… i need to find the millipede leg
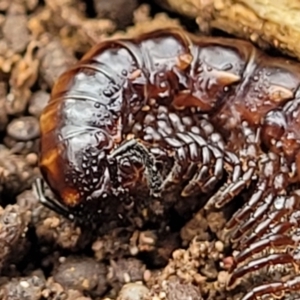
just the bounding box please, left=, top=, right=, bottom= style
left=241, top=282, right=285, bottom=300
left=205, top=124, right=260, bottom=209
left=205, top=160, right=256, bottom=209
left=32, top=178, right=75, bottom=221
left=181, top=144, right=224, bottom=196
left=158, top=129, right=216, bottom=195
left=227, top=253, right=298, bottom=290
left=241, top=274, right=300, bottom=300
left=225, top=152, right=291, bottom=243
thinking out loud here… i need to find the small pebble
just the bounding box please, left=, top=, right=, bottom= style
left=7, top=116, right=40, bottom=141
left=117, top=282, right=149, bottom=300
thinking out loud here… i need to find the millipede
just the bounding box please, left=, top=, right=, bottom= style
left=34, top=27, right=300, bottom=299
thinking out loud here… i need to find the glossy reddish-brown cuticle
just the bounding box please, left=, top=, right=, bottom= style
left=38, top=28, right=300, bottom=298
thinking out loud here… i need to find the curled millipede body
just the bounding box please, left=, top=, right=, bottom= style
left=35, top=27, right=300, bottom=298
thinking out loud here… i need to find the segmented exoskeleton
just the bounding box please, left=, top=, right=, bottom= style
left=35, top=27, right=300, bottom=298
